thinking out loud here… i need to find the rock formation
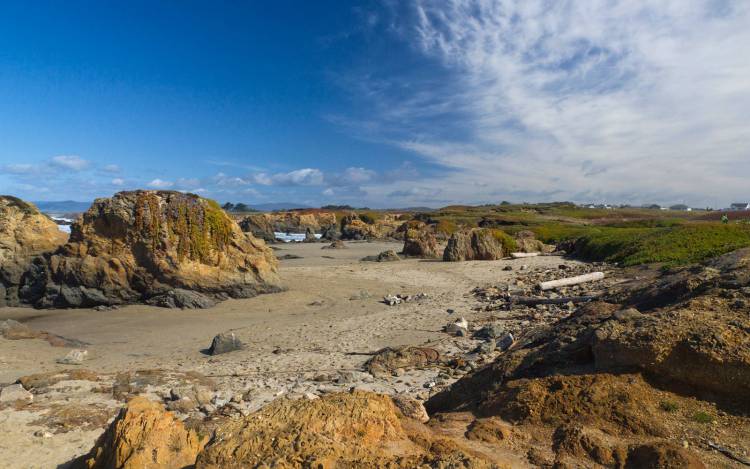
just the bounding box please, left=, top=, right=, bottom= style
left=514, top=230, right=553, bottom=253
left=23, top=190, right=280, bottom=308
left=80, top=396, right=207, bottom=469
left=238, top=214, right=276, bottom=243
left=443, top=228, right=516, bottom=261
left=402, top=227, right=439, bottom=258
left=0, top=196, right=68, bottom=307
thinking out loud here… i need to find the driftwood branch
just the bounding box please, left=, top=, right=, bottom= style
left=509, top=295, right=599, bottom=306
left=510, top=252, right=539, bottom=258
left=539, top=272, right=605, bottom=291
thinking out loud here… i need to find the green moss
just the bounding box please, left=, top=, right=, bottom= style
left=479, top=228, right=517, bottom=253
left=136, top=192, right=234, bottom=264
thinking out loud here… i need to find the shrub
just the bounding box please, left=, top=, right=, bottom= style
left=487, top=228, right=517, bottom=253
left=659, top=401, right=679, bottom=412
left=692, top=411, right=714, bottom=424
left=435, top=219, right=458, bottom=235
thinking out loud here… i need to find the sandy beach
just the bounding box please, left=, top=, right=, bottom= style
left=0, top=240, right=582, bottom=468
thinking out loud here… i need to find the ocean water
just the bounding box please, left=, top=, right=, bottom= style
left=49, top=215, right=73, bottom=233
left=274, top=232, right=322, bottom=243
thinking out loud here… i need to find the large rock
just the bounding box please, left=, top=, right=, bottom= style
left=443, top=228, right=516, bottom=261
left=80, top=396, right=207, bottom=469
left=238, top=214, right=276, bottom=243
left=0, top=196, right=68, bottom=306
left=402, top=227, right=439, bottom=258
left=195, top=391, right=493, bottom=468
left=29, top=191, right=280, bottom=308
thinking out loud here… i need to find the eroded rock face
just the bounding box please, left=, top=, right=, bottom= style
left=402, top=227, right=439, bottom=258
left=238, top=214, right=276, bottom=243
left=0, top=196, right=68, bottom=307
left=443, top=229, right=514, bottom=261
left=80, top=396, right=207, bottom=469
left=29, top=191, right=280, bottom=308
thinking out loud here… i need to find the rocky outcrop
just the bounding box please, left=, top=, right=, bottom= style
left=303, top=226, right=318, bottom=242
left=24, top=191, right=280, bottom=308
left=443, top=228, right=516, bottom=261
left=238, top=214, right=276, bottom=243
left=195, top=391, right=494, bottom=468
left=0, top=196, right=68, bottom=307
left=80, top=397, right=207, bottom=469
left=402, top=227, right=439, bottom=258
left=340, top=212, right=403, bottom=240
left=513, top=230, right=551, bottom=253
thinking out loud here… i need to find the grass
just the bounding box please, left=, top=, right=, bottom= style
left=659, top=400, right=679, bottom=412
left=692, top=411, right=714, bottom=424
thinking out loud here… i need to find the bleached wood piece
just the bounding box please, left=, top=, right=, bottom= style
left=539, top=272, right=604, bottom=291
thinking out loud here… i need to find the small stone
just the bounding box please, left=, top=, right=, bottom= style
left=200, top=403, right=216, bottom=414
left=393, top=368, right=406, bottom=377
left=503, top=265, right=513, bottom=271
left=445, top=317, right=469, bottom=336
left=0, top=384, right=33, bottom=403
left=56, top=349, right=88, bottom=365
left=474, top=340, right=496, bottom=354
left=208, top=332, right=244, bottom=355
left=304, top=392, right=319, bottom=400
left=33, top=430, right=53, bottom=438
left=474, top=323, right=504, bottom=339
left=423, top=381, right=436, bottom=389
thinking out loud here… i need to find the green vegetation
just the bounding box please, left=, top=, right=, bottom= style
left=402, top=202, right=750, bottom=267
left=692, top=411, right=714, bottom=424
left=659, top=400, right=679, bottom=413
left=1, top=195, right=39, bottom=214
left=358, top=211, right=382, bottom=225
left=566, top=223, right=750, bottom=267
left=435, top=219, right=458, bottom=235
left=485, top=228, right=517, bottom=253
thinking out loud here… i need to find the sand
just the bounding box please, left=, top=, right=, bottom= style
left=0, top=240, right=583, bottom=468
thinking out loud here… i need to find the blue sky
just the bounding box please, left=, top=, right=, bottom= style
left=1, top=1, right=749, bottom=208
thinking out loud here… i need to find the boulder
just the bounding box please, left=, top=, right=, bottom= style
left=320, top=223, right=341, bottom=241
left=402, top=228, right=439, bottom=258
left=208, top=332, right=244, bottom=355
left=56, top=349, right=88, bottom=365
left=322, top=239, right=346, bottom=249
left=80, top=396, right=207, bottom=469
left=0, top=196, right=68, bottom=307
left=0, top=384, right=33, bottom=404
left=26, top=191, right=280, bottom=308
left=443, top=228, right=516, bottom=261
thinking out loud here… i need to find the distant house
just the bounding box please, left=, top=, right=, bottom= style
left=730, top=203, right=750, bottom=211
left=669, top=204, right=690, bottom=211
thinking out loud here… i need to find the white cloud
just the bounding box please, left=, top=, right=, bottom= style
left=346, top=0, right=750, bottom=207
left=147, top=178, right=174, bottom=189
left=102, top=164, right=121, bottom=173
left=111, top=178, right=125, bottom=186
left=2, top=163, right=38, bottom=174
left=322, top=188, right=335, bottom=196
left=343, top=167, right=376, bottom=183
left=253, top=168, right=325, bottom=186
left=50, top=155, right=89, bottom=171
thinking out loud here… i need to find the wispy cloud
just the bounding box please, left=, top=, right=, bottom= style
left=50, top=155, right=90, bottom=171
left=339, top=0, right=750, bottom=207
left=253, top=168, right=325, bottom=186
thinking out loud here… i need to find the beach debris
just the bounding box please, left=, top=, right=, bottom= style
left=445, top=317, right=469, bottom=336
left=511, top=252, right=539, bottom=258
left=56, top=349, right=88, bottom=365
left=278, top=253, right=303, bottom=260
left=474, top=340, right=496, bottom=354
left=0, top=384, right=33, bottom=403
left=509, top=295, right=599, bottom=306
left=539, top=272, right=605, bottom=291
left=208, top=332, right=244, bottom=355
left=383, top=292, right=428, bottom=305
left=707, top=440, right=750, bottom=466
left=497, top=333, right=514, bottom=351
left=365, top=346, right=440, bottom=378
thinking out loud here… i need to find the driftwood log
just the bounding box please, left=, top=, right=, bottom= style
left=539, top=272, right=604, bottom=291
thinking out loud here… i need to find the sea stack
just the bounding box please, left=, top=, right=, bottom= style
left=30, top=190, right=280, bottom=308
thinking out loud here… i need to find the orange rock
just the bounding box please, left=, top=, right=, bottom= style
left=82, top=397, right=207, bottom=469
